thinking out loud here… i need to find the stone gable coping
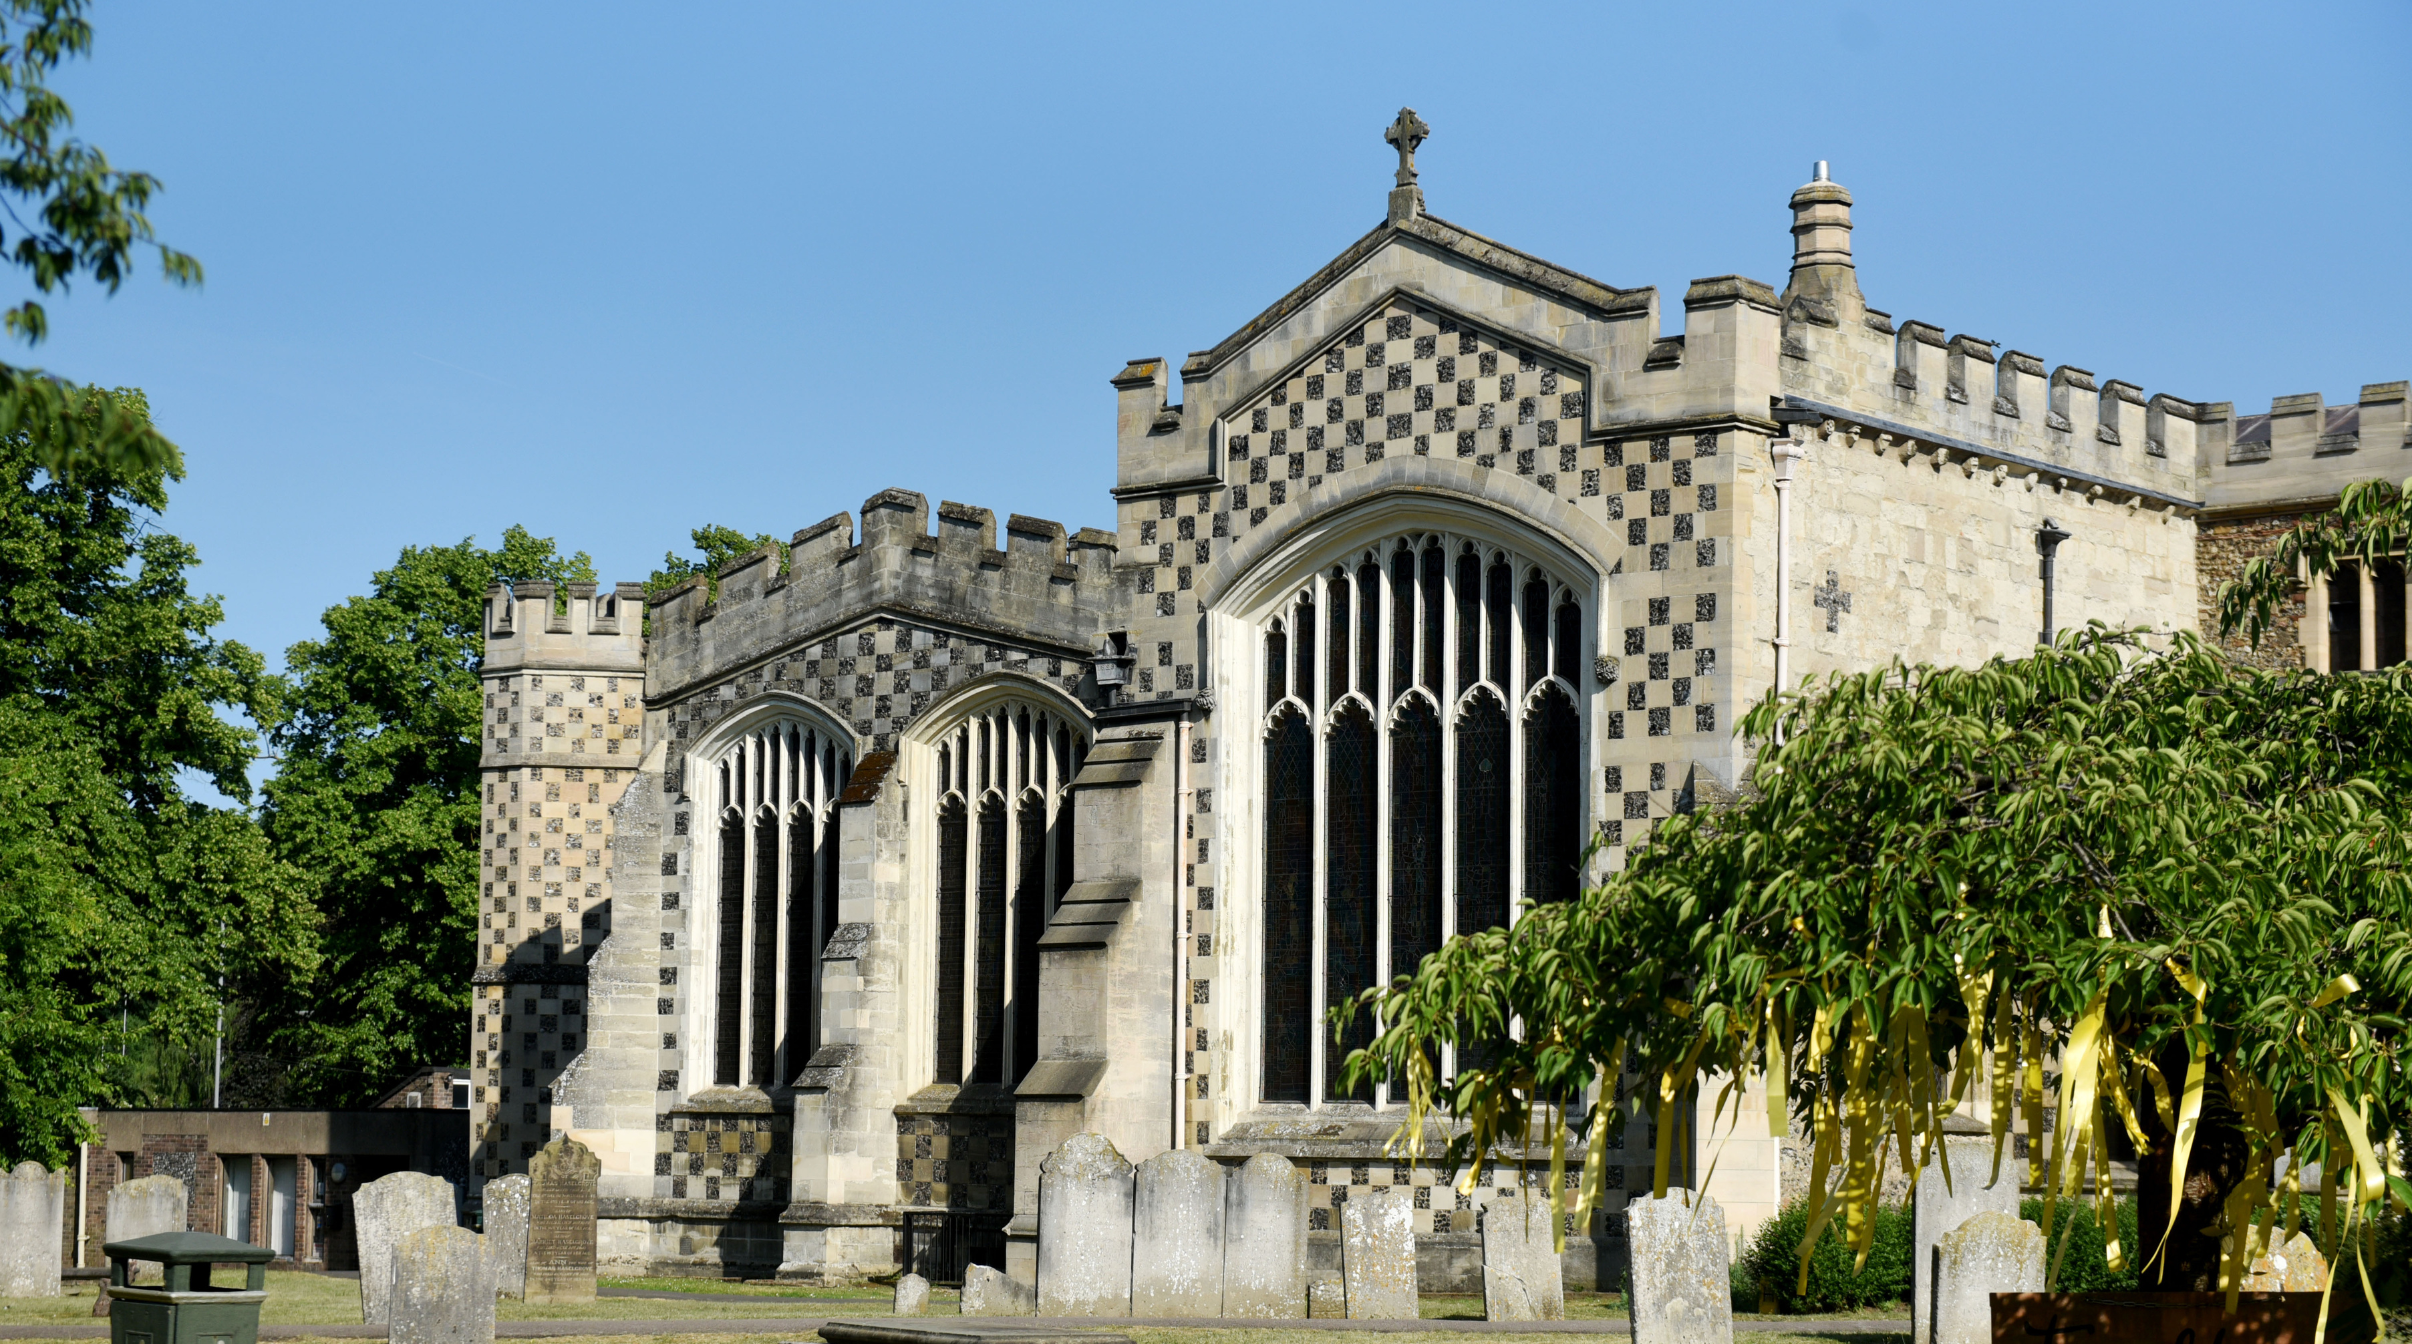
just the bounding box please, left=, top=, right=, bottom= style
left=1947, top=335, right=1999, bottom=361
left=1680, top=274, right=1782, bottom=313
left=2050, top=365, right=2099, bottom=391
left=1901, top=320, right=1948, bottom=347
left=2001, top=351, right=2047, bottom=377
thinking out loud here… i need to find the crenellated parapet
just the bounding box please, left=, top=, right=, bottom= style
left=2199, top=381, right=2411, bottom=512
left=645, top=487, right=1118, bottom=702
left=480, top=580, right=649, bottom=772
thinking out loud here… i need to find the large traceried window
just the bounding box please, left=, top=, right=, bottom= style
left=1259, top=534, right=1588, bottom=1105
left=930, top=701, right=1086, bottom=1088
left=710, top=720, right=849, bottom=1090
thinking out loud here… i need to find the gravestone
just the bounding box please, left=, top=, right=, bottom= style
left=481, top=1174, right=530, bottom=1300
left=1221, top=1153, right=1307, bottom=1319
left=107, top=1175, right=189, bottom=1285
left=960, top=1263, right=1037, bottom=1316
left=1911, top=1141, right=2020, bottom=1344
left=2280, top=1233, right=2329, bottom=1293
left=1481, top=1189, right=1565, bottom=1321
left=1929, top=1210, right=2042, bottom=1344
left=0, top=1162, right=65, bottom=1296
left=893, top=1272, right=930, bottom=1315
left=1339, top=1186, right=1417, bottom=1320
left=1036, top=1132, right=1134, bottom=1317
left=1307, top=1274, right=1346, bottom=1319
left=354, top=1171, right=456, bottom=1324
left=1625, top=1191, right=1733, bottom=1344
left=1130, top=1148, right=1224, bottom=1317
left=524, top=1136, right=599, bottom=1305
left=390, top=1224, right=497, bottom=1344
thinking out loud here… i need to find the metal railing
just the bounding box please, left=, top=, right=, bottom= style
left=898, top=1210, right=1008, bottom=1287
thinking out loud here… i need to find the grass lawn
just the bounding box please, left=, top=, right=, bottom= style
left=597, top=1276, right=892, bottom=1299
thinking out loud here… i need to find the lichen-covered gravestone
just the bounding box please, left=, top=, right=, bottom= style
left=0, top=1163, right=66, bottom=1296
left=1481, top=1189, right=1565, bottom=1321
left=1339, top=1186, right=1417, bottom=1320
left=481, top=1174, right=529, bottom=1300
left=1131, top=1148, right=1224, bottom=1316
left=524, top=1137, right=599, bottom=1305
left=960, top=1263, right=1037, bottom=1316
left=106, top=1175, right=189, bottom=1285
left=1221, top=1153, right=1307, bottom=1319
left=2280, top=1233, right=2329, bottom=1292
left=893, top=1272, right=930, bottom=1315
left=1625, top=1191, right=1733, bottom=1344
left=389, top=1224, right=497, bottom=1344
left=1929, top=1210, right=2042, bottom=1344
left=1037, top=1133, right=1134, bottom=1317
left=1912, top=1142, right=2021, bottom=1344
left=353, top=1171, right=457, bottom=1325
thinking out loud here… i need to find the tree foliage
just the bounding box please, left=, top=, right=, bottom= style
left=0, top=1, right=199, bottom=479
left=255, top=528, right=591, bottom=1105
left=2219, top=478, right=2412, bottom=648
left=645, top=524, right=782, bottom=602
left=1349, top=628, right=2412, bottom=1319
left=0, top=389, right=315, bottom=1167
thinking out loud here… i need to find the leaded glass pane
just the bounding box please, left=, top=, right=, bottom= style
left=1390, top=698, right=1443, bottom=981
left=1391, top=549, right=1415, bottom=697
left=1325, top=705, right=1376, bottom=1102
left=1262, top=709, right=1314, bottom=1103
left=1524, top=685, right=1582, bottom=906
left=1486, top=558, right=1513, bottom=689
left=1266, top=624, right=1288, bottom=706
left=1327, top=573, right=1351, bottom=703
left=1420, top=544, right=1444, bottom=695
left=1357, top=562, right=1380, bottom=699
left=748, top=806, right=780, bottom=1085
left=714, top=811, right=746, bottom=1087
left=1295, top=597, right=1317, bottom=708
left=934, top=798, right=967, bottom=1084
left=1455, top=693, right=1510, bottom=935
left=1554, top=597, right=1581, bottom=686
left=785, top=807, right=816, bottom=1082
left=1523, top=575, right=1550, bottom=691
left=971, top=795, right=1008, bottom=1084
left=1455, top=551, right=1481, bottom=690
left=1013, top=794, right=1046, bottom=1085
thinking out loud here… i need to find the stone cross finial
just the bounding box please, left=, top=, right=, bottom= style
left=1384, top=108, right=1430, bottom=188
left=1813, top=570, right=1852, bottom=633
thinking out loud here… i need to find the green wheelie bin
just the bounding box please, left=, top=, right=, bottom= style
left=101, top=1231, right=274, bottom=1344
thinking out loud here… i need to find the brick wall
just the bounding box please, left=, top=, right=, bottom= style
left=2198, top=510, right=2315, bottom=670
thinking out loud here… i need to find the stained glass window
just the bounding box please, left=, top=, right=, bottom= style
left=1524, top=684, right=1581, bottom=906
left=1325, top=704, right=1377, bottom=1101
left=934, top=797, right=968, bottom=1085
left=714, top=810, right=746, bottom=1087
left=1262, top=707, right=1315, bottom=1103
left=748, top=805, right=780, bottom=1086
left=971, top=795, right=1008, bottom=1084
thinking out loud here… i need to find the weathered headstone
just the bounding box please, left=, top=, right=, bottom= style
left=481, top=1174, right=530, bottom=1300
left=0, top=1162, right=65, bottom=1296
left=1481, top=1189, right=1565, bottom=1321
left=893, top=1272, right=930, bottom=1315
left=1339, top=1186, right=1417, bottom=1320
left=1625, top=1191, right=1734, bottom=1344
left=1130, top=1148, right=1224, bottom=1317
left=390, top=1224, right=497, bottom=1344
left=2281, top=1232, right=2329, bottom=1293
left=1912, top=1142, right=2021, bottom=1344
left=1307, top=1274, right=1346, bottom=1319
left=524, top=1136, right=599, bottom=1305
left=1221, top=1153, right=1307, bottom=1319
left=1929, top=1210, right=2042, bottom=1344
left=1036, top=1132, right=1134, bottom=1317
left=960, top=1263, right=1036, bottom=1316
left=106, top=1174, right=189, bottom=1285
left=353, top=1171, right=456, bottom=1324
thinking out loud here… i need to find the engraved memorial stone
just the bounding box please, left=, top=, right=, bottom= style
left=1221, top=1153, right=1307, bottom=1319
left=1036, top=1132, right=1134, bottom=1317
left=1339, top=1185, right=1417, bottom=1320
left=1481, top=1189, right=1564, bottom=1321
left=0, top=1162, right=65, bottom=1297
left=1131, top=1148, right=1224, bottom=1317
left=892, top=1272, right=930, bottom=1315
left=105, top=1175, right=188, bottom=1285
left=1912, top=1142, right=2020, bottom=1344
left=1929, top=1210, right=2042, bottom=1344
left=354, top=1171, right=457, bottom=1325
left=524, top=1137, right=600, bottom=1305
left=481, top=1174, right=529, bottom=1300
left=960, top=1263, right=1036, bottom=1316
left=1625, top=1191, right=1734, bottom=1344
left=390, top=1224, right=497, bottom=1344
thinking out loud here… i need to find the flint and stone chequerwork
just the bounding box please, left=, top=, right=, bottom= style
left=468, top=132, right=2398, bottom=1285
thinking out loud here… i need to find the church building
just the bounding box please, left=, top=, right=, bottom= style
left=464, top=112, right=2403, bottom=1283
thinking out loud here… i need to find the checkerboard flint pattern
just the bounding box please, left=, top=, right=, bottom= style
left=896, top=1113, right=1014, bottom=1211
left=654, top=1110, right=789, bottom=1202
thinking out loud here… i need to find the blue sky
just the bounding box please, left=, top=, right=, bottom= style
left=36, top=1, right=2412, bottom=690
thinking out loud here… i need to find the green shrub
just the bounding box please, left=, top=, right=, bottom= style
left=2017, top=1198, right=2140, bottom=1293
left=1738, top=1198, right=1915, bottom=1312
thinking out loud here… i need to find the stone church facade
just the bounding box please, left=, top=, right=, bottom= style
left=464, top=118, right=2405, bottom=1283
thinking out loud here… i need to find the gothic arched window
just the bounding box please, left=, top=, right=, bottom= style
left=928, top=699, right=1087, bottom=1089
left=1257, top=534, right=1590, bottom=1105
left=709, top=719, right=850, bottom=1090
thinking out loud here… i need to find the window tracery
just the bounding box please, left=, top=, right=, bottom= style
left=708, top=719, right=849, bottom=1090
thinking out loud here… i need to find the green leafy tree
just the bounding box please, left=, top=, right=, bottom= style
left=0, top=388, right=314, bottom=1166
left=1351, top=629, right=2412, bottom=1316
left=646, top=524, right=783, bottom=602
left=257, top=528, right=592, bottom=1105
left=0, top=2, right=200, bottom=479
left=2220, top=477, right=2412, bottom=649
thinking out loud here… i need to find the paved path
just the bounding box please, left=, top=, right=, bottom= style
left=0, top=1316, right=1910, bottom=1339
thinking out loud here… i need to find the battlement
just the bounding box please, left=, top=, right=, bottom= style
left=2199, top=381, right=2411, bottom=512
left=483, top=580, right=647, bottom=675
left=645, top=487, right=1117, bottom=700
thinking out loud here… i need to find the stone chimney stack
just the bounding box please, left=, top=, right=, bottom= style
left=1783, top=160, right=1861, bottom=313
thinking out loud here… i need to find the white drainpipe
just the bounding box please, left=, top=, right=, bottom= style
left=1770, top=439, right=1809, bottom=739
